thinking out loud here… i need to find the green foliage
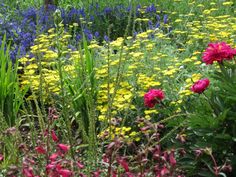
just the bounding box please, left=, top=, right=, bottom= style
left=0, top=35, right=28, bottom=126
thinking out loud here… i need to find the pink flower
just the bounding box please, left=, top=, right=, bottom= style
left=22, top=167, right=34, bottom=177
left=194, top=149, right=203, bottom=158
left=49, top=153, right=59, bottom=161
left=144, top=89, right=165, bottom=108
left=58, top=144, right=70, bottom=153
left=58, top=169, right=73, bottom=177
left=91, top=169, right=102, bottom=177
left=77, top=160, right=85, bottom=169
left=202, top=42, right=236, bottom=65
left=169, top=150, right=176, bottom=167
left=116, top=156, right=129, bottom=172
left=51, top=129, right=59, bottom=142
left=0, top=154, right=3, bottom=161
left=191, top=78, right=210, bottom=94
left=35, top=146, right=46, bottom=154
left=160, top=166, right=169, bottom=176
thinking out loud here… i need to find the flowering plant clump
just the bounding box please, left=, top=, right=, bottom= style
left=202, top=42, right=236, bottom=65
left=190, top=78, right=210, bottom=94
left=1, top=1, right=236, bottom=177
left=144, top=89, right=165, bottom=108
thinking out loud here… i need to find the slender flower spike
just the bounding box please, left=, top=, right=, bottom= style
left=144, top=89, right=165, bottom=108
left=202, top=42, right=236, bottom=65
left=191, top=78, right=210, bottom=94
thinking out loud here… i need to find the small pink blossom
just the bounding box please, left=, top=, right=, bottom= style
left=51, top=129, right=59, bottom=142
left=50, top=153, right=59, bottom=161
left=0, top=154, right=3, bottom=161
left=58, top=144, right=70, bottom=153
left=35, top=146, right=46, bottom=154
left=22, top=167, right=34, bottom=177
left=77, top=160, right=85, bottom=169
left=116, top=156, right=129, bottom=172
left=169, top=150, right=176, bottom=167
left=58, top=169, right=73, bottom=177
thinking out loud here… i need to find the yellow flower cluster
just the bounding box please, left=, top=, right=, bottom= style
left=18, top=28, right=78, bottom=100
left=98, top=125, right=140, bottom=142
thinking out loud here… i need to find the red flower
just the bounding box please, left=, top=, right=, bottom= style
left=58, top=144, right=70, bottom=153
left=51, top=129, right=59, bottom=142
left=202, top=42, right=236, bottom=65
left=144, top=89, right=165, bottom=108
left=191, top=78, right=210, bottom=94
left=35, top=146, right=46, bottom=154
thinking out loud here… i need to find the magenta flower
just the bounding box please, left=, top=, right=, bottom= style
left=191, top=78, right=210, bottom=94
left=144, top=89, right=165, bottom=108
left=202, top=42, right=236, bottom=65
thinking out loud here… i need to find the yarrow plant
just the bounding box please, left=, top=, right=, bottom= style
left=144, top=89, right=165, bottom=108
left=202, top=42, right=236, bottom=65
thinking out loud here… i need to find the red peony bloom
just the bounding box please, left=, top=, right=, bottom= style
left=144, top=89, right=165, bottom=108
left=202, top=42, right=236, bottom=65
left=191, top=78, right=210, bottom=94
